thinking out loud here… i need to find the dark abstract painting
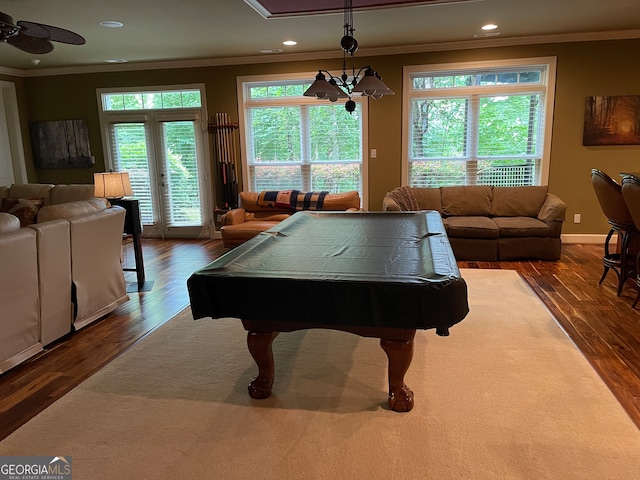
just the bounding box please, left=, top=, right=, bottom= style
left=30, top=119, right=94, bottom=168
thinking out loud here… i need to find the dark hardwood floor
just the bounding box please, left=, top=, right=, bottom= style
left=1, top=240, right=639, bottom=441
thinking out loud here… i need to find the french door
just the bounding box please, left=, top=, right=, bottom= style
left=107, top=111, right=210, bottom=238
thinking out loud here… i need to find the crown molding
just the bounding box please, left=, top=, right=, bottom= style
left=0, top=66, right=26, bottom=77
left=3, top=28, right=640, bottom=78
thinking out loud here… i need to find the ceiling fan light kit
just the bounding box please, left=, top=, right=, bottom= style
left=0, top=11, right=85, bottom=55
left=303, top=0, right=394, bottom=113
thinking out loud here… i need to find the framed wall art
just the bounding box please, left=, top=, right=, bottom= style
left=583, top=95, right=640, bottom=146
left=29, top=119, right=94, bottom=168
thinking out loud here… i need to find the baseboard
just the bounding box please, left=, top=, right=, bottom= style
left=561, top=234, right=608, bottom=245
left=0, top=343, right=44, bottom=374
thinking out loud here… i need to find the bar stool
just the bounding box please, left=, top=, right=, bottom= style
left=621, top=175, right=640, bottom=307
left=591, top=169, right=638, bottom=296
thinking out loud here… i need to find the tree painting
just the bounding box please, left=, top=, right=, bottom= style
left=583, top=95, right=640, bottom=146
left=30, top=119, right=94, bottom=168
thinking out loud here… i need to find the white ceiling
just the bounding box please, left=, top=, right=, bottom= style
left=1, top=0, right=640, bottom=74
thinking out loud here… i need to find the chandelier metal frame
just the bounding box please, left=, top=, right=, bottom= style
left=303, top=0, right=394, bottom=113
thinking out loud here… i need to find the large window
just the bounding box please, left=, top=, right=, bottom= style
left=403, top=58, right=556, bottom=187
left=238, top=74, right=367, bottom=204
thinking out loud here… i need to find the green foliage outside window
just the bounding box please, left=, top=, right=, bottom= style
left=246, top=87, right=363, bottom=195
left=103, top=90, right=201, bottom=111
left=250, top=107, right=301, bottom=162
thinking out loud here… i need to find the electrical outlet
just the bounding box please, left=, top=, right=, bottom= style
left=574, top=213, right=581, bottom=223
left=371, top=148, right=377, bottom=158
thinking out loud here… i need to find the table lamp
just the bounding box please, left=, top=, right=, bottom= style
left=93, top=171, right=133, bottom=199
left=93, top=171, right=146, bottom=290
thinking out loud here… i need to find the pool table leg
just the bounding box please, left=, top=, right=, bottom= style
left=247, top=331, right=279, bottom=399
left=380, top=337, right=415, bottom=412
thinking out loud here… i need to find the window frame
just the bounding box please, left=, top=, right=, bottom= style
left=401, top=57, right=557, bottom=187
left=237, top=73, right=369, bottom=207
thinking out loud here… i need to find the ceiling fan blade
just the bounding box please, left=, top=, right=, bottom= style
left=17, top=20, right=85, bottom=45
left=6, top=32, right=54, bottom=54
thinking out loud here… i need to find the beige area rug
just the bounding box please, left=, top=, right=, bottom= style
left=2, top=269, right=640, bottom=479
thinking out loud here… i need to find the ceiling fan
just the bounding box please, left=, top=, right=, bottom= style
left=0, top=11, right=85, bottom=54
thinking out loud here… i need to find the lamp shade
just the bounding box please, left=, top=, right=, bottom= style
left=352, top=68, right=394, bottom=97
left=94, top=172, right=133, bottom=199
left=303, top=71, right=345, bottom=99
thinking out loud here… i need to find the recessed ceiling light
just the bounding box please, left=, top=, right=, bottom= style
left=105, top=59, right=128, bottom=63
left=100, top=20, right=124, bottom=28
left=482, top=24, right=498, bottom=31
left=260, top=48, right=283, bottom=54
left=283, top=40, right=297, bottom=46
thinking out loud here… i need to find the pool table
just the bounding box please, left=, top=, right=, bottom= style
left=188, top=210, right=468, bottom=412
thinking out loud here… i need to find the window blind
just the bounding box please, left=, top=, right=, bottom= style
left=242, top=77, right=364, bottom=198
left=109, top=122, right=154, bottom=224
left=406, top=62, right=550, bottom=187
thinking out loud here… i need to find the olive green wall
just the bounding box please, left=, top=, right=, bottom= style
left=15, top=38, right=640, bottom=236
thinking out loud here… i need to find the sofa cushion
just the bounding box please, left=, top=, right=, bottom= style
left=36, top=198, right=108, bottom=223
left=245, top=211, right=292, bottom=222
left=445, top=216, right=499, bottom=239
left=491, top=186, right=548, bottom=217
left=8, top=184, right=55, bottom=206
left=412, top=187, right=442, bottom=213
left=51, top=184, right=95, bottom=204
left=1, top=197, right=44, bottom=227
left=441, top=186, right=493, bottom=216
left=221, top=221, right=281, bottom=245
left=492, top=217, right=551, bottom=238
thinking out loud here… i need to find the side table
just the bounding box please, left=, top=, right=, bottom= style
left=111, top=198, right=145, bottom=289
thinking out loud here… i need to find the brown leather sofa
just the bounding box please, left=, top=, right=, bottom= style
left=0, top=184, right=129, bottom=373
left=221, top=190, right=361, bottom=248
left=383, top=185, right=566, bottom=261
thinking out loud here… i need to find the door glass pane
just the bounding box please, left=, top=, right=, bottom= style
left=161, top=121, right=202, bottom=226
left=110, top=123, right=154, bottom=224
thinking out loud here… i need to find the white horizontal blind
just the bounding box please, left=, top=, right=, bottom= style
left=159, top=120, right=203, bottom=226
left=243, top=78, right=363, bottom=197
left=109, top=122, right=154, bottom=224
left=407, top=63, right=549, bottom=187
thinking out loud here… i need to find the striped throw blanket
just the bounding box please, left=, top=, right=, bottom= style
left=257, top=190, right=329, bottom=211
left=386, top=186, right=420, bottom=211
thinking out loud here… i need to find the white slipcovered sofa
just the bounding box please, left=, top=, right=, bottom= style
left=0, top=184, right=129, bottom=373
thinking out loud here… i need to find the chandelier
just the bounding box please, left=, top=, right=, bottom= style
left=303, top=0, right=394, bottom=113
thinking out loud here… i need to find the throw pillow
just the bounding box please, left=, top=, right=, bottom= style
left=1, top=197, right=44, bottom=227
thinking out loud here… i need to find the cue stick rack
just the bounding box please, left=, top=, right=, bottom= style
left=208, top=113, right=240, bottom=212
